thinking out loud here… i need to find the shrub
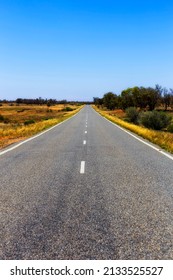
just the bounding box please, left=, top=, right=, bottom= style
left=62, top=106, right=74, bottom=112
left=47, top=102, right=51, bottom=107
left=125, top=107, right=139, bottom=124
left=4, top=118, right=10, bottom=123
left=140, top=111, right=171, bottom=130
left=0, top=114, right=4, bottom=121
left=167, top=123, right=173, bottom=133
left=24, top=119, right=35, bottom=125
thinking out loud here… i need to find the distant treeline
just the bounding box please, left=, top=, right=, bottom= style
left=0, top=98, right=92, bottom=105
left=94, top=85, right=173, bottom=111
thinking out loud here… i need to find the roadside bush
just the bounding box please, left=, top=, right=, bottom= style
left=62, top=106, right=74, bottom=112
left=24, top=119, right=35, bottom=125
left=167, top=123, right=173, bottom=133
left=140, top=111, right=171, bottom=130
left=4, top=118, right=10, bottom=123
left=125, top=107, right=139, bottom=124
left=0, top=114, right=4, bottom=121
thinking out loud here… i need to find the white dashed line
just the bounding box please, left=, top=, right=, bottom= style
left=85, top=131, right=87, bottom=134
left=83, top=140, right=86, bottom=145
left=80, top=161, right=85, bottom=174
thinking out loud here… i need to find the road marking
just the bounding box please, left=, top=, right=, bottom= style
left=80, top=161, right=85, bottom=174
left=85, top=131, right=87, bottom=134
left=86, top=125, right=87, bottom=128
left=93, top=108, right=173, bottom=162
left=0, top=107, right=84, bottom=156
left=83, top=140, right=86, bottom=145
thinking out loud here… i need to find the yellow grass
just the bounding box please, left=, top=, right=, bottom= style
left=93, top=105, right=173, bottom=154
left=0, top=104, right=83, bottom=149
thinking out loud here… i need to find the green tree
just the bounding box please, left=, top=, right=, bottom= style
left=120, top=88, right=134, bottom=109
left=103, top=92, right=118, bottom=110
left=162, top=88, right=171, bottom=110
left=134, top=87, right=149, bottom=109
left=146, top=87, right=161, bottom=110
left=93, top=97, right=103, bottom=106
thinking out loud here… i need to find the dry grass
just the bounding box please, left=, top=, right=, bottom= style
left=93, top=105, right=173, bottom=154
left=0, top=104, right=83, bottom=149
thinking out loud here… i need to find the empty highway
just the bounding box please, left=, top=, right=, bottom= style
left=0, top=105, right=173, bottom=259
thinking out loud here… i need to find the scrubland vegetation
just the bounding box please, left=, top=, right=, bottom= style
left=0, top=101, right=83, bottom=149
left=93, top=85, right=173, bottom=153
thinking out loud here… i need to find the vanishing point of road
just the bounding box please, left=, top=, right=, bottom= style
left=0, top=106, right=173, bottom=259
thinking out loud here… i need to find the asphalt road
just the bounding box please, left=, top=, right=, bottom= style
left=0, top=105, right=173, bottom=259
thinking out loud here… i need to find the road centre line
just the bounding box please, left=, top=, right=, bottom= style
left=93, top=108, right=173, bottom=162
left=85, top=131, right=87, bottom=134
left=83, top=140, right=86, bottom=145
left=80, top=161, right=85, bottom=174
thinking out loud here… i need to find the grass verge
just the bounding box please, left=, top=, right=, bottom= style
left=0, top=105, right=83, bottom=149
left=93, top=105, right=173, bottom=154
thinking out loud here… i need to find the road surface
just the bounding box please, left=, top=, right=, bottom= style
left=0, top=105, right=173, bottom=259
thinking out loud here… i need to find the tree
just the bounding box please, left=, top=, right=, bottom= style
left=120, top=88, right=134, bottom=109
left=145, top=87, right=160, bottom=111
left=162, top=88, right=171, bottom=110
left=170, top=89, right=173, bottom=109
left=16, top=98, right=23, bottom=105
left=103, top=92, right=118, bottom=110
left=93, top=97, right=103, bottom=106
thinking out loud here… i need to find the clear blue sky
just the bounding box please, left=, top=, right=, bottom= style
left=0, top=0, right=173, bottom=101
